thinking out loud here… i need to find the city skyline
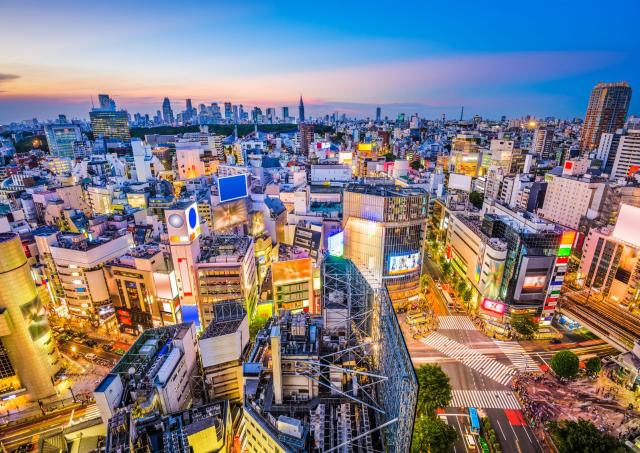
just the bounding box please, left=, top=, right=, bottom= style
left=1, top=0, right=640, bottom=123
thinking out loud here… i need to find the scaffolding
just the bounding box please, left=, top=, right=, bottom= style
left=321, top=256, right=417, bottom=453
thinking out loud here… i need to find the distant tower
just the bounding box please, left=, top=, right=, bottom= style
left=460, top=106, right=464, bottom=121
left=298, top=96, right=305, bottom=123
left=162, top=97, right=174, bottom=124
left=376, top=107, right=381, bottom=123
left=185, top=98, right=193, bottom=121
left=0, top=233, right=61, bottom=400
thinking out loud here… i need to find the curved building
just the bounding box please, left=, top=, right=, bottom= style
left=0, top=233, right=61, bottom=400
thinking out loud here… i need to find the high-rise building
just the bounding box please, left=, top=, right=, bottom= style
left=298, top=95, right=305, bottom=122
left=224, top=102, right=232, bottom=121
left=281, top=106, right=289, bottom=121
left=531, top=126, right=555, bottom=160
left=298, top=123, right=314, bottom=155
left=44, top=123, right=82, bottom=159
left=98, top=94, right=116, bottom=111
left=0, top=233, right=61, bottom=400
left=596, top=129, right=625, bottom=171
left=343, top=184, right=429, bottom=307
left=89, top=109, right=131, bottom=144
left=376, top=106, right=381, bottom=122
left=162, top=97, right=174, bottom=124
left=579, top=82, right=632, bottom=153
left=611, top=129, right=640, bottom=180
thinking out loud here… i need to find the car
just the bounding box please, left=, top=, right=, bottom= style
left=550, top=338, right=562, bottom=344
left=113, top=348, right=126, bottom=356
left=438, top=414, right=449, bottom=425
left=84, top=353, right=97, bottom=361
left=85, top=339, right=98, bottom=347
left=74, top=337, right=86, bottom=344
left=101, top=343, right=114, bottom=351
left=464, top=434, right=477, bottom=450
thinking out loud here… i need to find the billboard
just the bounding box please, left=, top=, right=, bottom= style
left=328, top=231, right=344, bottom=257
left=448, top=173, right=472, bottom=192
left=272, top=258, right=313, bottom=285
left=481, top=298, right=505, bottom=317
left=388, top=252, right=420, bottom=275
left=522, top=275, right=547, bottom=291
left=293, top=226, right=321, bottom=258
left=612, top=204, right=640, bottom=248
left=218, top=174, right=248, bottom=203
left=21, top=297, right=50, bottom=341
left=212, top=199, right=248, bottom=232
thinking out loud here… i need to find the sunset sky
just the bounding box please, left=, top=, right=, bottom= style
left=1, top=0, right=639, bottom=123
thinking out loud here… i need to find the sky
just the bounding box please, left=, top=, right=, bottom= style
left=1, top=0, right=639, bottom=123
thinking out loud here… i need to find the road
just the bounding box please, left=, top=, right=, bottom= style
left=0, top=403, right=102, bottom=451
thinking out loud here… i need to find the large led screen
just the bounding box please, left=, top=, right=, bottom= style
left=388, top=252, right=420, bottom=275
left=612, top=204, right=640, bottom=248
left=218, top=174, right=248, bottom=203
left=212, top=199, right=248, bottom=232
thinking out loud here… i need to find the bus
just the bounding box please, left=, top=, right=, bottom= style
left=441, top=289, right=455, bottom=309
left=468, top=407, right=480, bottom=435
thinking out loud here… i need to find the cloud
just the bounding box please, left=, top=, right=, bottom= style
left=0, top=74, right=19, bottom=82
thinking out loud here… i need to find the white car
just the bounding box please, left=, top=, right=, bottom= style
left=84, top=353, right=97, bottom=361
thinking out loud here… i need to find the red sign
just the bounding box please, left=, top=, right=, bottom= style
left=556, top=256, right=569, bottom=265
left=481, top=298, right=506, bottom=316
left=564, top=161, right=573, bottom=170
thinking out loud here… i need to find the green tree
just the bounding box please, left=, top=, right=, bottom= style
left=551, top=350, right=580, bottom=379
left=384, top=152, right=396, bottom=162
left=585, top=357, right=602, bottom=376
left=441, top=261, right=452, bottom=277
left=415, top=364, right=452, bottom=416
left=510, top=315, right=539, bottom=340
left=456, top=281, right=467, bottom=294
left=411, top=415, right=458, bottom=453
left=462, top=289, right=472, bottom=303
left=410, top=160, right=423, bottom=170
left=468, top=191, right=484, bottom=209
left=549, top=419, right=628, bottom=453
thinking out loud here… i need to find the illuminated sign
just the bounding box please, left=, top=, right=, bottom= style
left=523, top=275, right=546, bottom=290
left=217, top=174, right=248, bottom=203
left=358, top=143, right=373, bottom=152
left=388, top=252, right=420, bottom=275
left=481, top=298, right=505, bottom=316
left=328, top=231, right=344, bottom=257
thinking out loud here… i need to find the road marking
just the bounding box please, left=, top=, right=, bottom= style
left=421, top=332, right=515, bottom=385
left=449, top=390, right=521, bottom=409
left=438, top=315, right=477, bottom=331
left=493, top=340, right=539, bottom=372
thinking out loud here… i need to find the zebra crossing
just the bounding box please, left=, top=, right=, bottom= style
left=449, top=390, right=522, bottom=409
left=420, top=332, right=515, bottom=386
left=73, top=404, right=102, bottom=423
left=437, top=315, right=477, bottom=331
left=494, top=340, right=539, bottom=372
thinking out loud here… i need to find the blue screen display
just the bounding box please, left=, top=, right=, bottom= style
left=218, top=174, right=248, bottom=203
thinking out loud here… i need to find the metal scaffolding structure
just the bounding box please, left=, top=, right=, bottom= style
left=321, top=256, right=417, bottom=453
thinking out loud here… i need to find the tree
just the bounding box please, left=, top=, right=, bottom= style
left=551, top=350, right=580, bottom=379
left=384, top=152, right=396, bottom=162
left=462, top=289, right=472, bottom=303
left=410, top=160, right=423, bottom=170
left=468, top=191, right=484, bottom=209
left=415, top=364, right=452, bottom=416
left=441, top=261, right=452, bottom=277
left=510, top=315, right=539, bottom=340
left=549, top=419, right=628, bottom=453
left=456, top=281, right=467, bottom=294
left=412, top=415, right=458, bottom=453
left=586, top=357, right=602, bottom=376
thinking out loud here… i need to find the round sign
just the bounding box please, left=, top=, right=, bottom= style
left=188, top=207, right=198, bottom=229
left=168, top=214, right=184, bottom=228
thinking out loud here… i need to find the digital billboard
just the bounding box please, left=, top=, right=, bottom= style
left=328, top=231, right=344, bottom=257
left=388, top=252, right=420, bottom=275
left=612, top=204, right=640, bottom=248
left=522, top=275, right=547, bottom=292
left=293, top=226, right=322, bottom=258
left=218, top=174, right=248, bottom=203
left=481, top=298, right=505, bottom=317
left=212, top=199, right=248, bottom=232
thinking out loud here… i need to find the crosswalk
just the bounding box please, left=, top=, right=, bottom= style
left=449, top=390, right=522, bottom=409
left=437, top=315, right=477, bottom=331
left=73, top=404, right=102, bottom=423
left=493, top=340, right=539, bottom=372
left=421, top=332, right=515, bottom=386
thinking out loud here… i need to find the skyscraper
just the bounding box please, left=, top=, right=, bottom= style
left=44, top=123, right=82, bottom=159
left=0, top=233, right=61, bottom=400
left=281, top=106, right=289, bottom=121
left=162, top=97, right=174, bottom=124
left=90, top=109, right=131, bottom=143
left=531, top=126, right=555, bottom=160
left=98, top=94, right=116, bottom=111
left=580, top=82, right=632, bottom=153
left=376, top=106, right=381, bottom=122
left=611, top=129, right=640, bottom=180
left=298, top=123, right=314, bottom=155
left=224, top=102, right=232, bottom=121
left=185, top=98, right=193, bottom=121
left=298, top=95, right=305, bottom=123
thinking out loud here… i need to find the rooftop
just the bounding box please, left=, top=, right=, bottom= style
left=199, top=235, right=252, bottom=262
left=201, top=300, right=246, bottom=339
left=345, top=182, right=427, bottom=198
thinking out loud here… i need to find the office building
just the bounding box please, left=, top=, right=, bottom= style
left=162, top=97, right=174, bottom=124
left=89, top=109, right=131, bottom=144
left=271, top=247, right=315, bottom=314
left=0, top=233, right=62, bottom=401
left=298, top=123, right=314, bottom=156
left=44, top=123, right=82, bottom=159
left=199, top=300, right=249, bottom=402
left=450, top=133, right=481, bottom=176
left=611, top=129, right=640, bottom=180
left=196, top=235, right=258, bottom=324
left=94, top=323, right=198, bottom=425
left=98, top=94, right=116, bottom=110
left=580, top=82, right=632, bottom=153
left=596, top=130, right=625, bottom=171
left=298, top=96, right=305, bottom=122
left=376, top=106, right=381, bottom=122
left=343, top=184, right=428, bottom=307
left=531, top=126, right=554, bottom=160
left=241, top=256, right=416, bottom=453
left=282, top=106, right=289, bottom=121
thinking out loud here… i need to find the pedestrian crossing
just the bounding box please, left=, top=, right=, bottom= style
left=449, top=390, right=522, bottom=409
left=437, top=315, right=477, bottom=331
left=73, top=404, right=102, bottom=422
left=421, top=332, right=515, bottom=386
left=493, top=340, right=539, bottom=372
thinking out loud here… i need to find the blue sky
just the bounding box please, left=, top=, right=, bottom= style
left=0, top=0, right=638, bottom=122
